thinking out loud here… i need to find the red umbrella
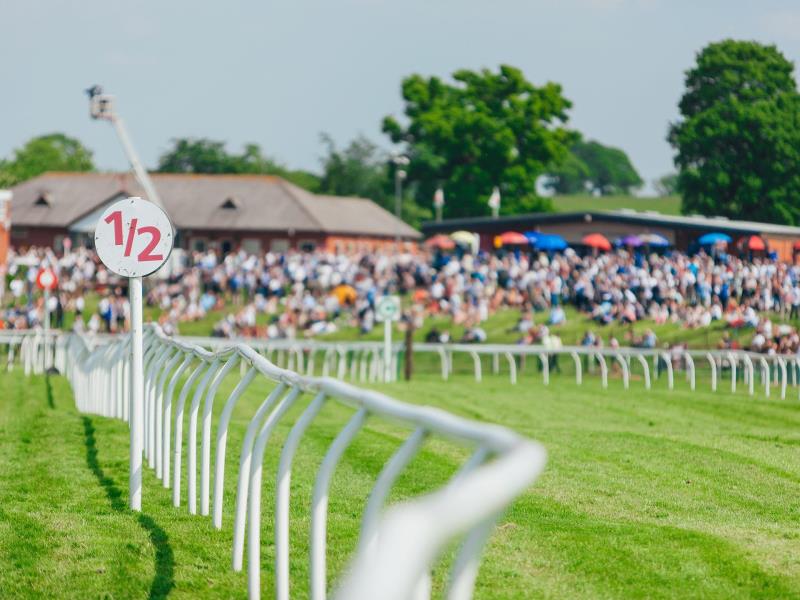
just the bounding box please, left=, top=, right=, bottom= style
left=582, top=233, right=612, bottom=251
left=741, top=235, right=766, bottom=251
left=495, top=231, right=529, bottom=246
left=424, top=234, right=456, bottom=250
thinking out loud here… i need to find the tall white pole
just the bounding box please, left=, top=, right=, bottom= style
left=43, top=287, right=50, bottom=369
left=384, top=320, right=392, bottom=382
left=129, top=276, right=144, bottom=511
left=111, top=117, right=165, bottom=210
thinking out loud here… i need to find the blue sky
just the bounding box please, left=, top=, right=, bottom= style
left=3, top=0, right=800, bottom=194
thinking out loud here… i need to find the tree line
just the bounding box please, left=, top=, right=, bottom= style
left=2, top=39, right=797, bottom=226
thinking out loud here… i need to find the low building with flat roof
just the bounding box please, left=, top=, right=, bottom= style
left=423, top=210, right=800, bottom=260
left=10, top=172, right=420, bottom=253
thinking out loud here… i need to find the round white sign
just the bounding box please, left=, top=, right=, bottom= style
left=376, top=295, right=401, bottom=322
left=95, top=197, right=174, bottom=277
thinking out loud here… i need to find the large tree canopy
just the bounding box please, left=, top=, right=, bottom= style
left=383, top=65, right=573, bottom=218
left=0, top=133, right=94, bottom=187
left=669, top=40, right=800, bottom=224
left=156, top=138, right=320, bottom=191
left=546, top=138, right=642, bottom=196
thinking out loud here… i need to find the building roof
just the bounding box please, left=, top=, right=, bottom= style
left=422, top=209, right=800, bottom=238
left=10, top=172, right=421, bottom=239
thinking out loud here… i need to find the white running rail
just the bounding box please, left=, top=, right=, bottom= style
left=176, top=334, right=800, bottom=399
left=47, top=325, right=547, bottom=600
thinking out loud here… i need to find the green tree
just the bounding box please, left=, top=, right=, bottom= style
left=317, top=134, right=432, bottom=227
left=0, top=133, right=94, bottom=185
left=653, top=173, right=678, bottom=196
left=544, top=151, right=590, bottom=195
left=156, top=138, right=320, bottom=191
left=383, top=65, right=573, bottom=218
left=572, top=140, right=642, bottom=195
left=318, top=134, right=391, bottom=205
left=545, top=138, right=642, bottom=196
left=669, top=40, right=800, bottom=223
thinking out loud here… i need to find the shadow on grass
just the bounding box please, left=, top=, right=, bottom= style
left=45, top=374, right=54, bottom=409
left=82, top=416, right=175, bottom=599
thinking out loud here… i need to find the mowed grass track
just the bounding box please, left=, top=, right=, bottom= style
left=1, top=367, right=799, bottom=599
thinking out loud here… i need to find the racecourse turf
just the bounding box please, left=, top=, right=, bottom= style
left=0, top=366, right=799, bottom=599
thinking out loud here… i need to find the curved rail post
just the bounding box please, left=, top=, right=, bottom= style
left=231, top=382, right=289, bottom=571
left=468, top=351, right=482, bottom=383
left=742, top=355, right=754, bottom=396
left=662, top=352, right=674, bottom=390
left=211, top=367, right=257, bottom=529
left=438, top=347, right=449, bottom=381
left=504, top=352, right=517, bottom=385
left=538, top=353, right=549, bottom=386
left=759, top=356, right=770, bottom=397
left=359, top=428, right=429, bottom=557
left=596, top=352, right=608, bottom=388
left=310, top=409, right=368, bottom=600
left=246, top=387, right=304, bottom=597
left=570, top=351, right=582, bottom=385
left=172, top=360, right=207, bottom=507
left=275, top=393, right=328, bottom=600
left=614, top=352, right=629, bottom=389
left=634, top=353, right=650, bottom=389
left=184, top=359, right=221, bottom=512
left=684, top=353, right=695, bottom=391
left=778, top=357, right=788, bottom=400
left=201, top=355, right=240, bottom=517
left=726, top=352, right=737, bottom=393
left=162, top=352, right=193, bottom=487
left=706, top=353, right=716, bottom=392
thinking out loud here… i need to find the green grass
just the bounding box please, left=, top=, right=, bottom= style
left=551, top=194, right=682, bottom=215
left=1, top=364, right=799, bottom=599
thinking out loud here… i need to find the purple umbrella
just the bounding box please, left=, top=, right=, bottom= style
left=618, top=234, right=643, bottom=247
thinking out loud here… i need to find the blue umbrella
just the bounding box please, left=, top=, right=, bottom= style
left=639, top=233, right=670, bottom=247
left=698, top=232, right=732, bottom=245
left=534, top=233, right=568, bottom=251
left=523, top=231, right=541, bottom=245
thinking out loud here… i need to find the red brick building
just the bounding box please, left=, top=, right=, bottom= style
left=10, top=172, right=420, bottom=253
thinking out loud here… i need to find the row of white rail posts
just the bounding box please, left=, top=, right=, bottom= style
left=180, top=335, right=800, bottom=399
left=55, top=325, right=547, bottom=600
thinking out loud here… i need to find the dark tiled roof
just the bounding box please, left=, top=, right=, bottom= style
left=10, top=172, right=421, bottom=239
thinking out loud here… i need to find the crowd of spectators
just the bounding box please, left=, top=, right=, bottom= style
left=4, top=243, right=800, bottom=355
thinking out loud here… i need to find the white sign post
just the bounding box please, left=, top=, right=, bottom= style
left=375, top=295, right=401, bottom=382
left=36, top=268, right=58, bottom=370
left=95, top=197, right=173, bottom=511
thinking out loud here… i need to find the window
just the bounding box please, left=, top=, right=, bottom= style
left=191, top=237, right=208, bottom=252
left=299, top=239, right=317, bottom=253
left=242, top=238, right=262, bottom=255
left=34, top=193, right=52, bottom=207
left=270, top=239, right=289, bottom=253
left=220, top=197, right=239, bottom=209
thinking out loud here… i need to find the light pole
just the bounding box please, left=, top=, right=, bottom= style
left=392, top=155, right=410, bottom=241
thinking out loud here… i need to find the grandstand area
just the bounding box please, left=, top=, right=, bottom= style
left=2, top=366, right=798, bottom=599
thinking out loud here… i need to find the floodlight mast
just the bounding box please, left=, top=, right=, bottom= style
left=86, top=85, right=164, bottom=209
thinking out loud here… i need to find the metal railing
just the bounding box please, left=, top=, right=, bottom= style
left=178, top=335, right=800, bottom=400
left=49, top=325, right=546, bottom=600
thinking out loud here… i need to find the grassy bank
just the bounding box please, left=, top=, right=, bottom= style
left=1, top=366, right=799, bottom=598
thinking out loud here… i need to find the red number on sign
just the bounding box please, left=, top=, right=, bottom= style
left=124, top=218, right=138, bottom=257
left=104, top=210, right=123, bottom=245
left=137, top=226, right=164, bottom=262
